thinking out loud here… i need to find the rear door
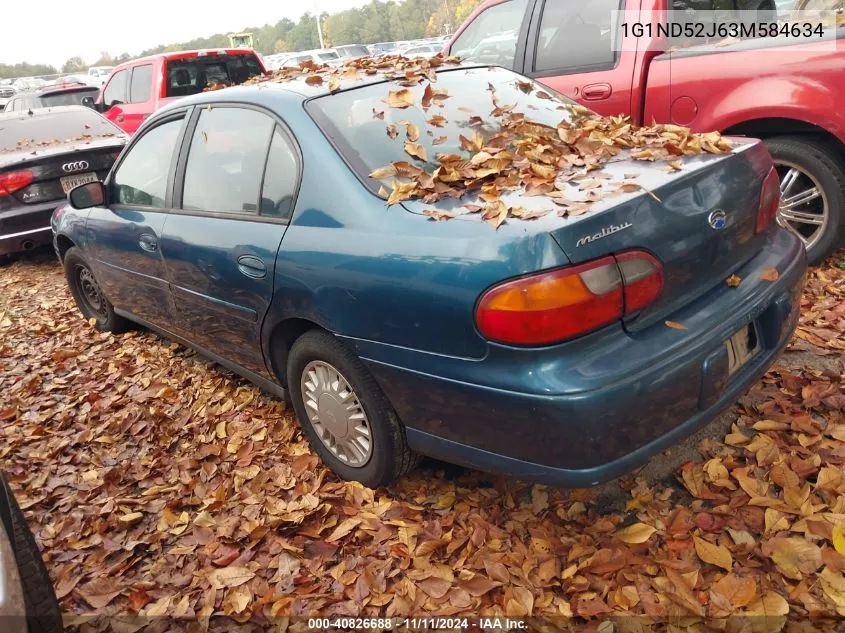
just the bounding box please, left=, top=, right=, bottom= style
left=86, top=110, right=190, bottom=325
left=160, top=104, right=299, bottom=375
left=119, top=63, right=155, bottom=134
left=523, top=0, right=639, bottom=117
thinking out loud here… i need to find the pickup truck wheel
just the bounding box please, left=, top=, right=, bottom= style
left=63, top=247, right=129, bottom=333
left=765, top=137, right=845, bottom=264
left=287, top=330, right=420, bottom=488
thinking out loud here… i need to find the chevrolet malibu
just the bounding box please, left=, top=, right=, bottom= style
left=52, top=60, right=806, bottom=488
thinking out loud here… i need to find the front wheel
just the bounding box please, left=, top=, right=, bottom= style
left=63, top=247, right=129, bottom=333
left=765, top=136, right=845, bottom=265
left=286, top=330, right=420, bottom=488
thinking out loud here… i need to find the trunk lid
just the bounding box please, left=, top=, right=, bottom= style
left=548, top=138, right=773, bottom=331
left=0, top=137, right=124, bottom=206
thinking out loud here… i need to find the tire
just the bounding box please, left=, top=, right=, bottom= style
left=765, top=136, right=845, bottom=265
left=0, top=477, right=63, bottom=633
left=286, top=330, right=420, bottom=488
left=62, top=247, right=129, bottom=333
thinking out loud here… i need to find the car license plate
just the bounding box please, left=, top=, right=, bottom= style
left=60, top=172, right=98, bottom=194
left=726, top=322, right=760, bottom=376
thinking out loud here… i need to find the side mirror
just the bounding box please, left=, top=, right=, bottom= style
left=80, top=96, right=95, bottom=108
left=68, top=181, right=105, bottom=209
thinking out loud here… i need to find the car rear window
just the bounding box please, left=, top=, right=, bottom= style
left=165, top=54, right=264, bottom=98
left=318, top=52, right=340, bottom=61
left=39, top=88, right=100, bottom=108
left=0, top=109, right=123, bottom=151
left=306, top=66, right=577, bottom=194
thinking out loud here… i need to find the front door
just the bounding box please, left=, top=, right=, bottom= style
left=86, top=111, right=189, bottom=326
left=99, top=68, right=129, bottom=132
left=119, top=63, right=155, bottom=135
left=159, top=104, right=300, bottom=375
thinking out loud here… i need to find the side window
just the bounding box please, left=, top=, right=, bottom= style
left=129, top=64, right=153, bottom=103
left=112, top=117, right=183, bottom=208
left=534, top=0, right=621, bottom=74
left=181, top=107, right=274, bottom=215
left=103, top=70, right=127, bottom=107
left=260, top=126, right=299, bottom=220
left=449, top=0, right=529, bottom=69
left=6, top=99, right=15, bottom=112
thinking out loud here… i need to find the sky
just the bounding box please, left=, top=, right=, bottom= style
left=2, top=0, right=370, bottom=69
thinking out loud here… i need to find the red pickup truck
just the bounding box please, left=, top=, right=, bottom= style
left=94, top=49, right=267, bottom=136
left=448, top=0, right=845, bottom=263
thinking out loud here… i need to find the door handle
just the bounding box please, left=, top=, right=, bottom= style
left=116, top=115, right=125, bottom=123
left=139, top=234, right=158, bottom=252
left=582, top=83, right=612, bottom=101
left=237, top=255, right=267, bottom=279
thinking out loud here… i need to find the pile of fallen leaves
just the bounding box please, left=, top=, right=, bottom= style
left=0, top=249, right=843, bottom=632
left=229, top=54, right=735, bottom=228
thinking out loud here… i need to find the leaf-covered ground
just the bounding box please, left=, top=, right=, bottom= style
left=0, top=249, right=843, bottom=633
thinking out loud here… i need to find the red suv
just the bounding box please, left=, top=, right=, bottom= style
left=95, top=49, right=267, bottom=135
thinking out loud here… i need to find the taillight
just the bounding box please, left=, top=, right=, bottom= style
left=0, top=170, right=33, bottom=197
left=756, top=167, right=780, bottom=234
left=617, top=251, right=664, bottom=314
left=476, top=250, right=663, bottom=346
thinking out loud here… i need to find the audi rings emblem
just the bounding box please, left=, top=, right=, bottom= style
left=62, top=161, right=89, bottom=173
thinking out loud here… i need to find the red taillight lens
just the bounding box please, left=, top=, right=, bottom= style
left=476, top=251, right=663, bottom=346
left=617, top=250, right=664, bottom=314
left=756, top=167, right=780, bottom=234
left=0, top=170, right=33, bottom=197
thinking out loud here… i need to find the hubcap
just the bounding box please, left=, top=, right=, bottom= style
left=300, top=361, right=372, bottom=467
left=774, top=161, right=828, bottom=251
left=77, top=266, right=108, bottom=319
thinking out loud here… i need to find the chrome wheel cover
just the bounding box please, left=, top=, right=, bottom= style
left=300, top=360, right=372, bottom=467
left=774, top=160, right=828, bottom=251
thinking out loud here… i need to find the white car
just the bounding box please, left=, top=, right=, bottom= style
left=87, top=66, right=115, bottom=86
left=270, top=49, right=343, bottom=69
left=402, top=44, right=441, bottom=58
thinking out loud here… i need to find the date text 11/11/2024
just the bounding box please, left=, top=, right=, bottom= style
left=620, top=21, right=825, bottom=39
left=306, top=617, right=528, bottom=630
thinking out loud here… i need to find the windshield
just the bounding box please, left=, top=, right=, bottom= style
left=0, top=108, right=123, bottom=151
left=307, top=66, right=577, bottom=194
left=165, top=54, right=264, bottom=97
left=40, top=88, right=99, bottom=107
left=338, top=46, right=370, bottom=57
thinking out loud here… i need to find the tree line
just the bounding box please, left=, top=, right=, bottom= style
left=2, top=0, right=481, bottom=78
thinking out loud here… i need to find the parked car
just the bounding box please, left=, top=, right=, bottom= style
left=370, top=41, right=400, bottom=55
left=3, top=84, right=99, bottom=113
left=0, top=84, right=14, bottom=111
left=54, top=61, right=806, bottom=488
left=87, top=66, right=115, bottom=86
left=334, top=44, right=372, bottom=60
left=449, top=0, right=845, bottom=263
left=0, top=472, right=62, bottom=633
left=275, top=49, right=342, bottom=68
left=1, top=106, right=127, bottom=257
left=94, top=49, right=267, bottom=134
left=402, top=43, right=440, bottom=57
left=11, top=78, right=46, bottom=92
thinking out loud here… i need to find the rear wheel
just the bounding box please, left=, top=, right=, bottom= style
left=63, top=247, right=128, bottom=333
left=286, top=330, right=420, bottom=488
left=765, top=136, right=845, bottom=264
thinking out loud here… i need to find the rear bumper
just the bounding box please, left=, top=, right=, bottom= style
left=350, top=228, right=807, bottom=487
left=0, top=200, right=58, bottom=256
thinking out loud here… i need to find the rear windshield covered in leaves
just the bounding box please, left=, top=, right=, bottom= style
left=0, top=108, right=122, bottom=152
left=307, top=66, right=576, bottom=194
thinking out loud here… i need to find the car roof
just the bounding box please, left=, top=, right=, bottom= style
left=0, top=104, right=94, bottom=120
left=155, top=60, right=478, bottom=115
